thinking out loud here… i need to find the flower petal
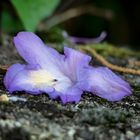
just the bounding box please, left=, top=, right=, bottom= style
left=4, top=63, right=81, bottom=104
left=4, top=64, right=54, bottom=94
left=62, top=47, right=91, bottom=81
left=4, top=63, right=25, bottom=89
left=14, top=32, right=62, bottom=70
left=60, top=86, right=83, bottom=103
left=79, top=67, right=132, bottom=101
left=46, top=86, right=82, bottom=103
left=14, top=32, right=46, bottom=65
left=4, top=63, right=74, bottom=102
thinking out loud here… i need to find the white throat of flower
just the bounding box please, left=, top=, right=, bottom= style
left=29, top=69, right=72, bottom=92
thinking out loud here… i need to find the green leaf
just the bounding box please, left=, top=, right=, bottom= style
left=1, top=10, right=23, bottom=32
left=10, top=0, right=60, bottom=31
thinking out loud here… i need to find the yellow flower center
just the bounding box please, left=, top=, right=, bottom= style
left=30, top=70, right=57, bottom=87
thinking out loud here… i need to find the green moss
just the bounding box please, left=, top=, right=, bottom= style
left=78, top=43, right=140, bottom=58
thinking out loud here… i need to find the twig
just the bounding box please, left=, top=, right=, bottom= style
left=1, top=47, right=140, bottom=75
left=42, top=5, right=113, bottom=30
left=81, top=47, right=140, bottom=75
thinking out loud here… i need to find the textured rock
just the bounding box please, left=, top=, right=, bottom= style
left=0, top=42, right=140, bottom=140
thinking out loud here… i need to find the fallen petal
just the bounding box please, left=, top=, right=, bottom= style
left=14, top=32, right=63, bottom=70
left=62, top=47, right=91, bottom=82
left=4, top=31, right=132, bottom=103
left=79, top=67, right=132, bottom=101
left=4, top=64, right=55, bottom=94
left=60, top=86, right=83, bottom=104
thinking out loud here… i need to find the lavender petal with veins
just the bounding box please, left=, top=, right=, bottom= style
left=4, top=32, right=131, bottom=103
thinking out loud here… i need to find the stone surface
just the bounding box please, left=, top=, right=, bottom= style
left=0, top=42, right=140, bottom=140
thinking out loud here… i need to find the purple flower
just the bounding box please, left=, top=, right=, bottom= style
left=69, top=31, right=107, bottom=44
left=4, top=32, right=132, bottom=103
